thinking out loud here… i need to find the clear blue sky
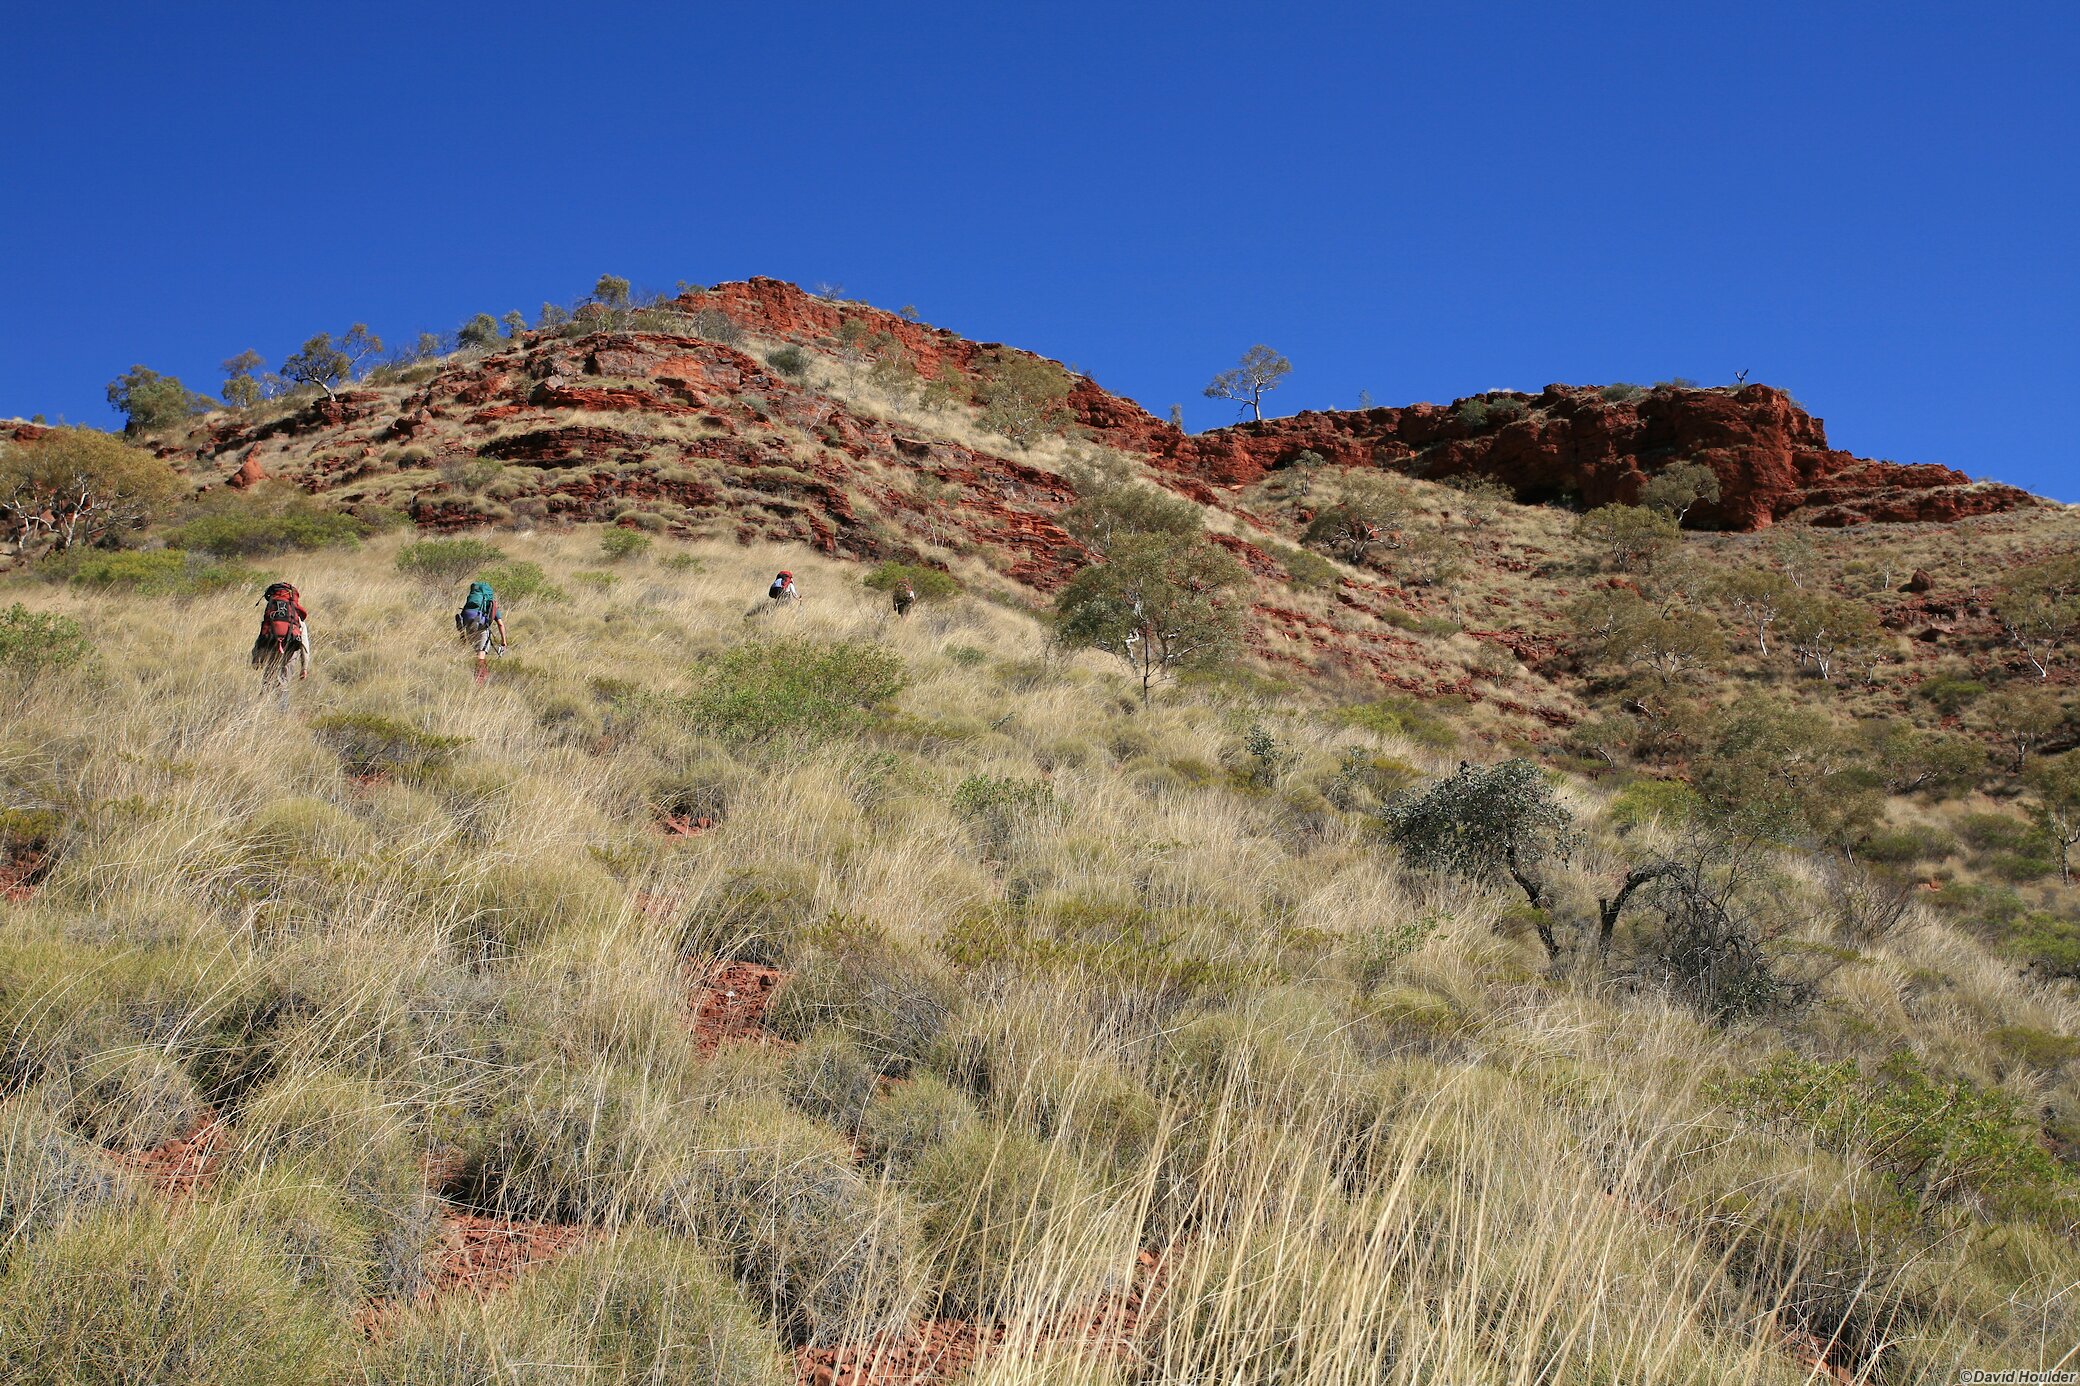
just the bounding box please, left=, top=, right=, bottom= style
left=6, top=2, right=2075, bottom=499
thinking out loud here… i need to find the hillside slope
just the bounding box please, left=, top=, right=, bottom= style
left=1, top=531, right=2076, bottom=1384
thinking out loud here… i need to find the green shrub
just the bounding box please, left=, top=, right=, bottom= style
left=309, top=712, right=467, bottom=780
left=396, top=537, right=507, bottom=587
left=1858, top=824, right=1956, bottom=865
left=766, top=346, right=811, bottom=381
left=1917, top=674, right=1987, bottom=716
left=951, top=774, right=1061, bottom=856
left=479, top=559, right=564, bottom=604
left=0, top=603, right=90, bottom=676
left=61, top=1046, right=206, bottom=1150
left=863, top=560, right=961, bottom=602
left=485, top=1062, right=689, bottom=1226
left=1722, top=1052, right=2067, bottom=1209
left=0, top=1201, right=345, bottom=1384
left=1335, top=695, right=1458, bottom=749
left=767, top=922, right=962, bottom=1076
left=684, top=639, right=906, bottom=745
left=1598, top=383, right=1647, bottom=402
left=221, top=1168, right=377, bottom=1311
left=171, top=503, right=365, bottom=558
left=48, top=548, right=253, bottom=595
left=1263, top=540, right=1341, bottom=589
left=599, top=528, right=652, bottom=562
left=660, top=551, right=705, bottom=573
left=678, top=866, right=820, bottom=966
left=534, top=1228, right=789, bottom=1383
left=1454, top=393, right=1529, bottom=428
left=1608, top=777, right=1702, bottom=831
left=674, top=1097, right=921, bottom=1347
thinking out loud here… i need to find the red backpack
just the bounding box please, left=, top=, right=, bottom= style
left=260, top=582, right=303, bottom=642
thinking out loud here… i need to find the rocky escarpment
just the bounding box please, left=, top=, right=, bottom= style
left=682, top=280, right=2035, bottom=532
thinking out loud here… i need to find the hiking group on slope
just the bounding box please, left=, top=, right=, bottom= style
left=248, top=562, right=919, bottom=688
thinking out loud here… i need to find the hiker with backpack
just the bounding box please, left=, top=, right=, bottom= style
left=892, top=579, right=916, bottom=618
left=455, top=579, right=507, bottom=668
left=251, top=581, right=310, bottom=684
left=769, top=570, right=800, bottom=605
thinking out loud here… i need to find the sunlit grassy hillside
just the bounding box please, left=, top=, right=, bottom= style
left=1, top=528, right=2076, bottom=1384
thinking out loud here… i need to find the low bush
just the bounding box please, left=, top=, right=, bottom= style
left=863, top=560, right=961, bottom=603
left=485, top=1062, right=689, bottom=1226
left=1454, top=393, right=1530, bottom=428
left=1722, top=1052, right=2067, bottom=1210
left=0, top=603, right=91, bottom=676
left=684, top=639, right=906, bottom=745
left=171, top=502, right=365, bottom=558
left=951, top=774, right=1061, bottom=856
left=599, top=528, right=652, bottom=562
left=233, top=1069, right=440, bottom=1300
left=1857, top=823, right=1956, bottom=865
left=765, top=346, right=811, bottom=380
left=1335, top=695, right=1458, bottom=749
left=0, top=1201, right=345, bottom=1384
left=1608, top=777, right=1702, bottom=830
left=48, top=548, right=253, bottom=595
left=678, top=866, right=820, bottom=966
left=1262, top=540, right=1341, bottom=589
left=767, top=922, right=962, bottom=1076
left=309, top=712, right=468, bottom=780
left=479, top=559, right=564, bottom=604
left=396, top=536, right=506, bottom=588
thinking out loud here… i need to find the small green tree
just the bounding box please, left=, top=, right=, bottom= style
left=2025, top=752, right=2080, bottom=886
left=1976, top=686, right=2071, bottom=775
left=1051, top=532, right=1246, bottom=706
left=280, top=333, right=352, bottom=399
left=1203, top=345, right=1291, bottom=421
left=457, top=313, right=503, bottom=349
left=1302, top=472, right=1406, bottom=565
left=593, top=274, right=632, bottom=312
left=1992, top=553, right=2080, bottom=679
left=1777, top=590, right=1882, bottom=682
left=977, top=353, right=1075, bottom=446
left=1381, top=760, right=1577, bottom=954
left=220, top=350, right=265, bottom=409
left=1715, top=566, right=1792, bottom=655
left=1576, top=504, right=1681, bottom=573
left=499, top=310, right=528, bottom=338
left=1640, top=459, right=1721, bottom=524
left=104, top=365, right=205, bottom=433
left=1059, top=458, right=1201, bottom=561
left=0, top=428, right=180, bottom=556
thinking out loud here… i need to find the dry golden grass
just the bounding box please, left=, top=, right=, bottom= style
left=0, top=526, right=2075, bottom=1383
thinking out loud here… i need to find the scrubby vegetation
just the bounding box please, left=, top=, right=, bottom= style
left=0, top=518, right=2071, bottom=1384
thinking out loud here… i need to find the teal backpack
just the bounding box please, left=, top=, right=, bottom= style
left=463, top=582, right=496, bottom=614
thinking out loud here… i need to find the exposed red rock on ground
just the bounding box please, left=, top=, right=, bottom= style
left=687, top=959, right=789, bottom=1054
left=114, top=1114, right=225, bottom=1197
left=0, top=844, right=49, bottom=902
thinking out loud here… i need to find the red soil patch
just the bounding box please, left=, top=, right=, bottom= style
left=358, top=1210, right=594, bottom=1337
left=0, top=844, right=51, bottom=903
left=422, top=1213, right=594, bottom=1300
left=795, top=1246, right=1169, bottom=1385
left=114, top=1115, right=226, bottom=1198
left=658, top=812, right=716, bottom=837
left=687, top=959, right=789, bottom=1055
